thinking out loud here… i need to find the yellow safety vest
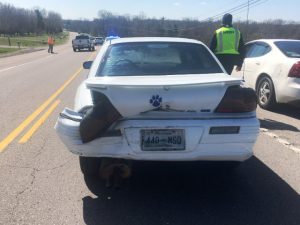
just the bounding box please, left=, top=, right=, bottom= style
left=215, top=27, right=240, bottom=55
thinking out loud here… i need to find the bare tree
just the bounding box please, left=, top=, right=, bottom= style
left=64, top=10, right=300, bottom=43
left=45, top=11, right=63, bottom=34
left=0, top=2, right=63, bottom=35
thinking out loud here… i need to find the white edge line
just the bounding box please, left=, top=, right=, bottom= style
left=260, top=128, right=300, bottom=154
left=0, top=55, right=52, bottom=73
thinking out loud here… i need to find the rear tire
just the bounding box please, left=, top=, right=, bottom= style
left=79, top=156, right=101, bottom=177
left=256, top=76, right=276, bottom=109
left=73, top=47, right=76, bottom=52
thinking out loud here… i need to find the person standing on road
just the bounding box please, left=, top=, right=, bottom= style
left=47, top=35, right=55, bottom=53
left=210, top=13, right=245, bottom=74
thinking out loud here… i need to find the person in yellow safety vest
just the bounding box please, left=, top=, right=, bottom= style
left=47, top=35, right=55, bottom=53
left=210, top=13, right=245, bottom=74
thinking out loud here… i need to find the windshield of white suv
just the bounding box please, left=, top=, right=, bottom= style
left=97, top=42, right=223, bottom=76
left=274, top=41, right=300, bottom=58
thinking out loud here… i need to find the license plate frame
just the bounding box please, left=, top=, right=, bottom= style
left=140, top=129, right=185, bottom=151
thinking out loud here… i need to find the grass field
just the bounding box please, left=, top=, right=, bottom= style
left=0, top=32, right=69, bottom=48
left=0, top=47, right=20, bottom=54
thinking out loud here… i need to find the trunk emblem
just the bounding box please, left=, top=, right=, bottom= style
left=150, top=95, right=162, bottom=107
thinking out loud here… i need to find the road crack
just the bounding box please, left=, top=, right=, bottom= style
left=6, top=138, right=74, bottom=223
left=45, top=157, right=73, bottom=171
left=7, top=138, right=48, bottom=224
left=33, top=137, right=47, bottom=159
left=9, top=167, right=39, bottom=224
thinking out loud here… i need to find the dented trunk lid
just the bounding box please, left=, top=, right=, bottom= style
left=85, top=74, right=242, bottom=117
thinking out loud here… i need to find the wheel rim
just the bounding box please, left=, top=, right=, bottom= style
left=258, top=80, right=271, bottom=105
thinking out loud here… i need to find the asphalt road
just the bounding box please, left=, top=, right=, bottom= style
left=0, top=35, right=299, bottom=225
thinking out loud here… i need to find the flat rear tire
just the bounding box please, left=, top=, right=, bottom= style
left=79, top=156, right=101, bottom=177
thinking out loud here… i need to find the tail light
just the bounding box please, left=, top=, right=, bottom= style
left=288, top=61, right=300, bottom=78
left=215, top=86, right=257, bottom=113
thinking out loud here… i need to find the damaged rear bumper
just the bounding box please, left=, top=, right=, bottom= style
left=55, top=108, right=260, bottom=162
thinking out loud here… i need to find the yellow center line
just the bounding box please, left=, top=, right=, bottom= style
left=19, top=100, right=61, bottom=144
left=0, top=52, right=96, bottom=152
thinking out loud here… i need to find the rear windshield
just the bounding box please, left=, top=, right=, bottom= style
left=75, top=35, right=89, bottom=40
left=274, top=41, right=300, bottom=58
left=96, top=42, right=222, bottom=76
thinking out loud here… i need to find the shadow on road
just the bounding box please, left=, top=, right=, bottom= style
left=263, top=103, right=300, bottom=120
left=259, top=118, right=300, bottom=132
left=73, top=50, right=96, bottom=53
left=82, top=157, right=300, bottom=225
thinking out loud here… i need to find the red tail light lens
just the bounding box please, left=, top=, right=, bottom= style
left=215, top=86, right=257, bottom=113
left=288, top=61, right=300, bottom=78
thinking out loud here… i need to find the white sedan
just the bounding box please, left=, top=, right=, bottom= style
left=55, top=37, right=259, bottom=176
left=232, top=39, right=300, bottom=109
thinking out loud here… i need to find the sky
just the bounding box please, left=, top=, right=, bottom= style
left=3, top=0, right=300, bottom=22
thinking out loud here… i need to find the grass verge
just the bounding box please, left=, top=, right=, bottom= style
left=0, top=47, right=20, bottom=54
left=0, top=32, right=69, bottom=48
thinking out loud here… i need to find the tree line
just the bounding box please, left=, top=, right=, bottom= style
left=0, top=2, right=63, bottom=35
left=64, top=10, right=300, bottom=45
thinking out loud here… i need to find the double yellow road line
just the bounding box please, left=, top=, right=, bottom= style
left=0, top=52, right=96, bottom=152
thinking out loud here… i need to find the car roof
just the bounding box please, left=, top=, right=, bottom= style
left=108, top=37, right=204, bottom=45
left=247, top=39, right=300, bottom=44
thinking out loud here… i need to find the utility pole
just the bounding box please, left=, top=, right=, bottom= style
left=245, top=0, right=250, bottom=42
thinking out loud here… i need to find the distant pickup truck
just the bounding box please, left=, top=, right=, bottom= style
left=72, top=34, right=95, bottom=52
left=94, top=37, right=104, bottom=45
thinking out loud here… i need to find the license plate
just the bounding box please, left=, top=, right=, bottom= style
left=140, top=129, right=185, bottom=151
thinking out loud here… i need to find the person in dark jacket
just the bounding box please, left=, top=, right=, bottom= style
left=210, top=13, right=245, bottom=74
